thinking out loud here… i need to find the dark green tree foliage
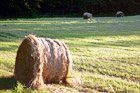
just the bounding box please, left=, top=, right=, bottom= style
left=0, top=0, right=140, bottom=17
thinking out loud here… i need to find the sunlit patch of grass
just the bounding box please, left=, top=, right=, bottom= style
left=82, top=73, right=140, bottom=92
left=0, top=69, right=13, bottom=77
left=0, top=15, right=140, bottom=92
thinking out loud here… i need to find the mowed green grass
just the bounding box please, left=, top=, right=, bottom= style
left=0, top=15, right=140, bottom=92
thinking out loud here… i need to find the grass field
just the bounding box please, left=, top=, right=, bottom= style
left=0, top=15, right=140, bottom=93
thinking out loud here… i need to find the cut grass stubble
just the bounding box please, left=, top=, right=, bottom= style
left=0, top=16, right=140, bottom=92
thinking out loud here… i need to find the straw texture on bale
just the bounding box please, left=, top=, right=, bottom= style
left=14, top=35, right=80, bottom=89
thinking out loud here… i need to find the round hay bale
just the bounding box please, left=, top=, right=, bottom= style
left=14, top=35, right=80, bottom=89
left=116, top=11, right=124, bottom=17
left=83, top=12, right=92, bottom=19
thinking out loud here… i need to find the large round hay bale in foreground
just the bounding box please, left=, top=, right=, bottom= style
left=14, top=35, right=80, bottom=89
left=83, top=12, right=92, bottom=19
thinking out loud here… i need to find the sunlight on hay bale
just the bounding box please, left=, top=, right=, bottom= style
left=14, top=35, right=80, bottom=89
left=83, top=12, right=92, bottom=19
left=116, top=11, right=124, bottom=17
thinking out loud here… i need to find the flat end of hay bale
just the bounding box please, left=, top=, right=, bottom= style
left=14, top=35, right=38, bottom=85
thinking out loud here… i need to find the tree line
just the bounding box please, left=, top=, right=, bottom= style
left=0, top=0, right=140, bottom=18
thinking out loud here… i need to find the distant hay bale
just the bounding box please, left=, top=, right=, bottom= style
left=116, top=11, right=124, bottom=17
left=83, top=12, right=92, bottom=19
left=14, top=35, right=80, bottom=89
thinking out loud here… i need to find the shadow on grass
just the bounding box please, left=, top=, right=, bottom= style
left=0, top=75, right=16, bottom=90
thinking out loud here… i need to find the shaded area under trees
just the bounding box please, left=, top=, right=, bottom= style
left=0, top=0, right=140, bottom=18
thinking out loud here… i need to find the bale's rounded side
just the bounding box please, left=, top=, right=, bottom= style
left=41, top=38, right=69, bottom=83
